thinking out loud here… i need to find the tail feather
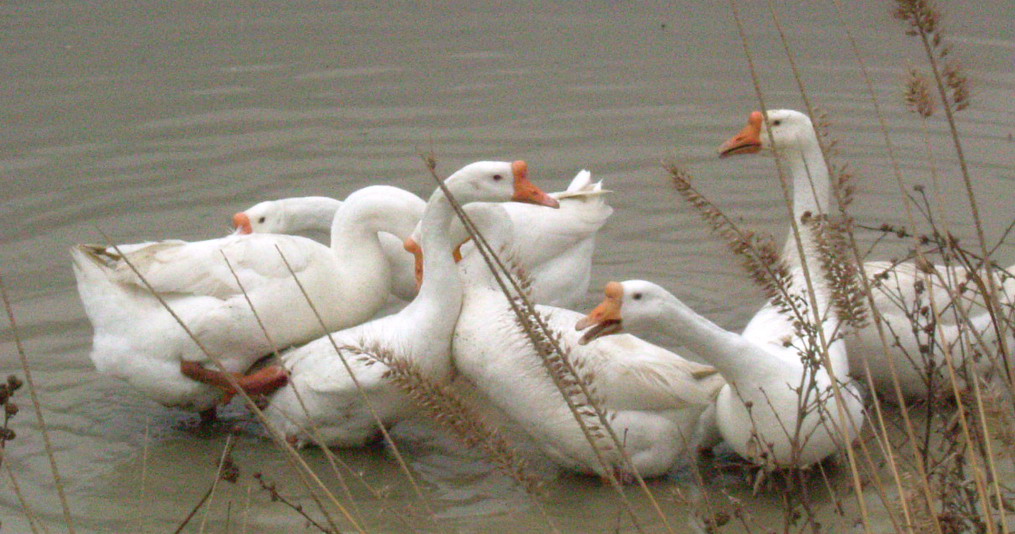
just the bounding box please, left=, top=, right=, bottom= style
left=70, top=244, right=158, bottom=331
left=554, top=170, right=613, bottom=200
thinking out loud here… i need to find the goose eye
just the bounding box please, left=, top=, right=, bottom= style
left=258, top=216, right=266, bottom=223
left=492, top=174, right=503, bottom=181
left=772, top=120, right=782, bottom=126
left=633, top=293, right=642, bottom=301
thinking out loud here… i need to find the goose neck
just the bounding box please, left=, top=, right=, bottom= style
left=655, top=295, right=769, bottom=381
left=783, top=135, right=830, bottom=220
left=413, top=191, right=462, bottom=309
left=282, top=197, right=341, bottom=233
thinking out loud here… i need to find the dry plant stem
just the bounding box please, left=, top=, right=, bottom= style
left=912, top=17, right=1011, bottom=379
left=0, top=272, right=76, bottom=534
left=5, top=461, right=44, bottom=534
left=729, top=0, right=865, bottom=510
left=94, top=232, right=357, bottom=534
left=218, top=254, right=388, bottom=531
left=172, top=482, right=214, bottom=534
left=341, top=345, right=541, bottom=494
left=925, top=293, right=1001, bottom=534
left=271, top=245, right=438, bottom=522
left=136, top=418, right=150, bottom=534
left=421, top=157, right=668, bottom=534
left=254, top=472, right=334, bottom=534
left=824, top=3, right=956, bottom=531
left=762, top=2, right=921, bottom=530
left=198, top=434, right=236, bottom=534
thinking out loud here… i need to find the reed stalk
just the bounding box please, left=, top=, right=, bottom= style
left=420, top=155, right=673, bottom=533
left=270, top=245, right=437, bottom=522
left=95, top=231, right=358, bottom=534
left=4, top=461, right=44, bottom=534
left=719, top=9, right=870, bottom=530
left=0, top=272, right=76, bottom=534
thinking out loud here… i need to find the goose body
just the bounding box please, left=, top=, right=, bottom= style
left=453, top=204, right=723, bottom=478
left=578, top=278, right=865, bottom=469
left=235, top=195, right=425, bottom=301
left=71, top=185, right=423, bottom=414
left=498, top=169, right=612, bottom=307
left=721, top=109, right=1011, bottom=401
left=577, top=109, right=863, bottom=469
left=263, top=161, right=559, bottom=446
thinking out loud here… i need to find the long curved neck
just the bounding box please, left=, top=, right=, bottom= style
left=281, top=197, right=342, bottom=233
left=780, top=133, right=830, bottom=267
left=326, top=196, right=392, bottom=285
left=654, top=295, right=785, bottom=382
left=403, top=190, right=462, bottom=323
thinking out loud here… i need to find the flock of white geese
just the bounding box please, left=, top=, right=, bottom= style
left=71, top=109, right=1011, bottom=480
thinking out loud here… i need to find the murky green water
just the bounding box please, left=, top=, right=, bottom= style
left=2, top=1, right=1012, bottom=532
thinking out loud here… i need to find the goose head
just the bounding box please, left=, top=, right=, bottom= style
left=441, top=160, right=559, bottom=208
left=232, top=201, right=276, bottom=234
left=576, top=280, right=672, bottom=345
left=233, top=200, right=282, bottom=234
left=718, top=109, right=814, bottom=158
left=406, top=161, right=556, bottom=288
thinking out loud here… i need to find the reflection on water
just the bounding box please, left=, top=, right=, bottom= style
left=2, top=0, right=1012, bottom=531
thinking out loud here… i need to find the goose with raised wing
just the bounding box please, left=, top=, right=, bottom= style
left=71, top=185, right=424, bottom=419
left=450, top=203, right=723, bottom=478
left=263, top=161, right=559, bottom=447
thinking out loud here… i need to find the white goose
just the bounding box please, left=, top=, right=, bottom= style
left=71, top=185, right=424, bottom=419
left=578, top=279, right=865, bottom=469
left=576, top=109, right=863, bottom=469
left=719, top=109, right=1011, bottom=400
left=263, top=161, right=559, bottom=447
left=234, top=195, right=424, bottom=302
left=450, top=204, right=723, bottom=478
left=498, top=169, right=612, bottom=307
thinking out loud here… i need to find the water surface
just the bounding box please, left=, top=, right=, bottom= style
left=2, top=1, right=1012, bottom=531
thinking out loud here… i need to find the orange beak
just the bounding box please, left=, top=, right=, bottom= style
left=718, top=111, right=763, bottom=158
left=404, top=237, right=424, bottom=291
left=575, top=281, right=625, bottom=345
left=511, top=160, right=559, bottom=208
left=233, top=212, right=253, bottom=234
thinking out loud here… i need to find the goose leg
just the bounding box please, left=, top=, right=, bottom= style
left=180, top=361, right=289, bottom=404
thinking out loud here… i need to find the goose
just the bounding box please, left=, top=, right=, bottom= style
left=449, top=203, right=723, bottom=478
left=234, top=195, right=424, bottom=302
left=719, top=109, right=1012, bottom=400
left=262, top=161, right=559, bottom=447
left=235, top=170, right=612, bottom=307
left=577, top=280, right=865, bottom=470
left=71, top=185, right=424, bottom=419
left=573, top=109, right=862, bottom=469
left=496, top=169, right=612, bottom=307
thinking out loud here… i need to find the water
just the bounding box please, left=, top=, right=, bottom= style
left=2, top=0, right=1012, bottom=531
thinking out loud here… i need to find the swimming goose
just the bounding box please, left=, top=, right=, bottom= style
left=583, top=109, right=862, bottom=468
left=451, top=204, right=723, bottom=478
left=578, top=280, right=865, bottom=469
left=720, top=109, right=1011, bottom=400
left=71, top=185, right=423, bottom=418
left=263, top=161, right=559, bottom=447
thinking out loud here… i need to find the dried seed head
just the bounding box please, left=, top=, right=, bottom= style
left=905, top=68, right=935, bottom=118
